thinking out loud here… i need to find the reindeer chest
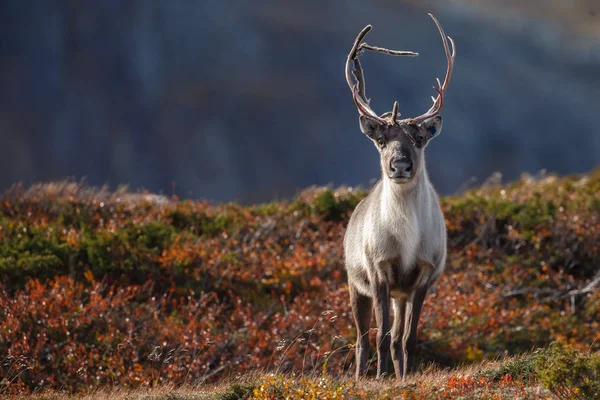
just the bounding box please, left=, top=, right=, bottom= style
left=366, top=208, right=422, bottom=270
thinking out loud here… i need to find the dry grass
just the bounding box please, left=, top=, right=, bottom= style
left=3, top=383, right=238, bottom=400
left=351, top=354, right=550, bottom=398
left=2, top=355, right=553, bottom=399
left=3, top=180, right=172, bottom=206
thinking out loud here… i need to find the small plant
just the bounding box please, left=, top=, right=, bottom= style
left=479, top=354, right=536, bottom=382
left=251, top=374, right=359, bottom=400
left=534, top=341, right=600, bottom=399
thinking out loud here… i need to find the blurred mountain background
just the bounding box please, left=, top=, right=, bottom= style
left=1, top=0, right=599, bottom=203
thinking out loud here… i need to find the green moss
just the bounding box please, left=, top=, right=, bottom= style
left=214, top=383, right=255, bottom=400
left=75, top=221, right=175, bottom=281
left=310, top=188, right=366, bottom=221
left=136, top=221, right=176, bottom=254
left=0, top=225, right=70, bottom=286
left=201, top=214, right=235, bottom=237
left=250, top=202, right=281, bottom=217
left=80, top=228, right=136, bottom=274
left=168, top=208, right=240, bottom=237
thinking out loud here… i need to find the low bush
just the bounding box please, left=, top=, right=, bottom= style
left=534, top=341, right=600, bottom=399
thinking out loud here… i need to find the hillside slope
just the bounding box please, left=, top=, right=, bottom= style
left=0, top=168, right=599, bottom=397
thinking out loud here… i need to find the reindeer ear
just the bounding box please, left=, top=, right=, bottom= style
left=419, top=115, right=443, bottom=140
left=359, top=115, right=385, bottom=139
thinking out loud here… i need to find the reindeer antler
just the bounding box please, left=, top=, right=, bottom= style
left=410, top=14, right=456, bottom=123
left=346, top=15, right=455, bottom=126
left=345, top=25, right=418, bottom=125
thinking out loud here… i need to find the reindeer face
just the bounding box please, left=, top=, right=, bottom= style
left=359, top=115, right=442, bottom=184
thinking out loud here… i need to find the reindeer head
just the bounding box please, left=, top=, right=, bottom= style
left=345, top=14, right=455, bottom=184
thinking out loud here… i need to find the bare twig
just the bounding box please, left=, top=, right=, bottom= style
left=558, top=273, right=600, bottom=299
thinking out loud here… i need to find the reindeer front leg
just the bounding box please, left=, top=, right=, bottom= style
left=391, top=296, right=407, bottom=379
left=373, top=280, right=391, bottom=378
left=403, top=286, right=428, bottom=375
left=400, top=262, right=432, bottom=377
left=350, top=283, right=373, bottom=379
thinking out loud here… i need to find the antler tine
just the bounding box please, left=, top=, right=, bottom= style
left=359, top=43, right=419, bottom=57
left=345, top=25, right=370, bottom=90
left=345, top=26, right=370, bottom=100
left=391, top=101, right=399, bottom=122
left=345, top=25, right=387, bottom=124
left=411, top=13, right=456, bottom=124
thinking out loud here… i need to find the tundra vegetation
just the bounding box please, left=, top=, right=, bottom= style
left=0, top=168, right=599, bottom=399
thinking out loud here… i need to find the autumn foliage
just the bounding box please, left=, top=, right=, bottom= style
left=0, top=168, right=599, bottom=396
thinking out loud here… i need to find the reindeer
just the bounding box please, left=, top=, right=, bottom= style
left=343, top=14, right=455, bottom=379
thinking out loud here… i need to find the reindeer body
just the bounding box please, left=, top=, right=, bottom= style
left=342, top=15, right=455, bottom=379
left=344, top=149, right=447, bottom=379
left=344, top=167, right=446, bottom=298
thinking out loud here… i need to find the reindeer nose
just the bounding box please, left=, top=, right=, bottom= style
left=390, top=157, right=413, bottom=179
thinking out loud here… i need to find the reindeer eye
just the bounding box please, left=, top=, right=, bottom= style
left=377, top=137, right=386, bottom=147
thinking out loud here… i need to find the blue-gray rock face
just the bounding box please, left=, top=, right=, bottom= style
left=1, top=1, right=599, bottom=203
